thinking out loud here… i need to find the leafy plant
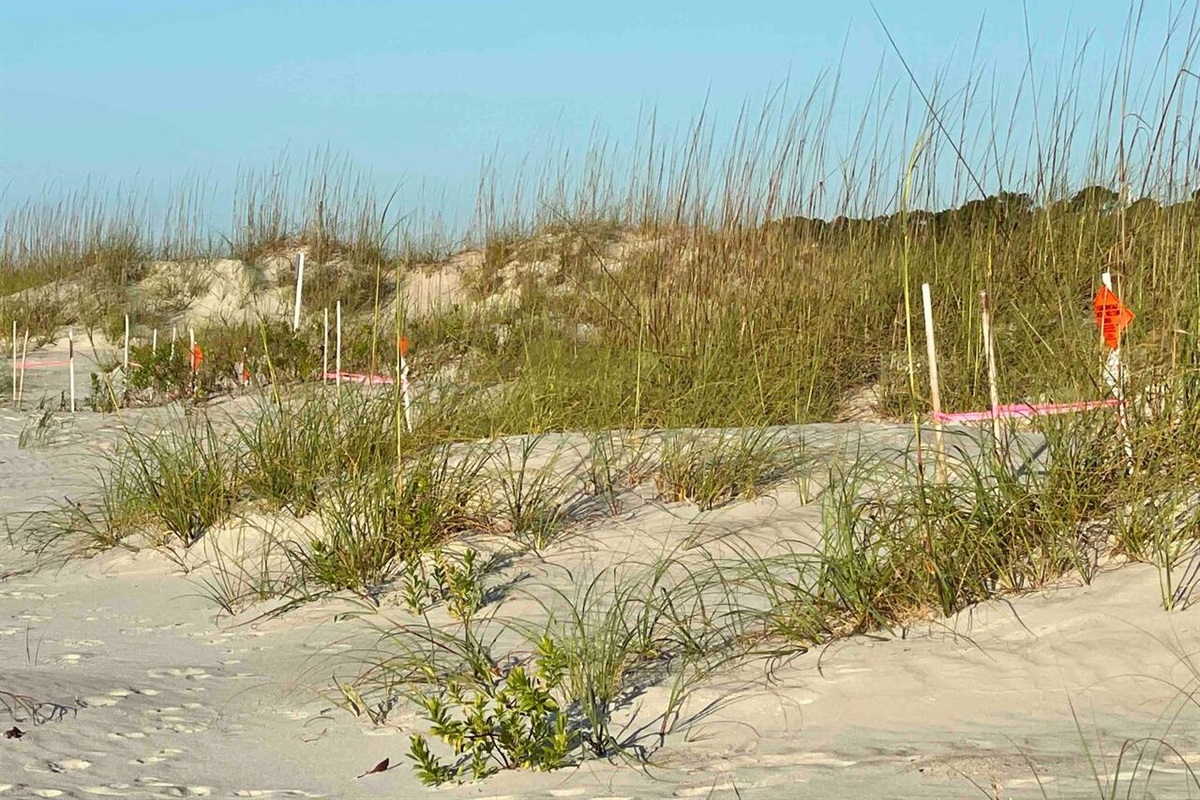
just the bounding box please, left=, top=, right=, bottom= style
left=408, top=635, right=575, bottom=785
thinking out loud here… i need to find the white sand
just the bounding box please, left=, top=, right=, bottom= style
left=2, top=357, right=1197, bottom=798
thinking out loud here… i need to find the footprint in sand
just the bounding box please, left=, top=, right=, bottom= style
left=146, top=667, right=212, bottom=681
left=57, top=653, right=91, bottom=665
left=83, top=695, right=122, bottom=708
left=61, top=638, right=104, bottom=647
left=131, top=747, right=186, bottom=766
left=134, top=780, right=213, bottom=797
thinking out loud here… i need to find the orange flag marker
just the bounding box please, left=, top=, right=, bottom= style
left=1093, top=284, right=1134, bottom=349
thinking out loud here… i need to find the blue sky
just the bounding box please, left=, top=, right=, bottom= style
left=0, top=1, right=1192, bottom=227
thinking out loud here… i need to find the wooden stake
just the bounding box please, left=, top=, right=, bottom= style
left=152, top=328, right=158, bottom=355
left=335, top=300, right=342, bottom=387
left=16, top=329, right=29, bottom=411
left=123, top=314, right=130, bottom=371
left=399, top=337, right=413, bottom=433
left=980, top=291, right=1005, bottom=460
left=189, top=327, right=196, bottom=397
left=69, top=329, right=76, bottom=413
left=292, top=252, right=306, bottom=332
left=921, top=283, right=946, bottom=480
left=1101, top=271, right=1135, bottom=472
left=323, top=307, right=329, bottom=385
left=170, top=325, right=177, bottom=359
left=9, top=320, right=15, bottom=407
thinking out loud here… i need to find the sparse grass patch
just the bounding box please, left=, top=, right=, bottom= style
left=653, top=429, right=791, bottom=510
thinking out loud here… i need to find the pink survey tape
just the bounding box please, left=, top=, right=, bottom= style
left=933, top=399, right=1120, bottom=424
left=14, top=360, right=71, bottom=369
left=324, top=371, right=395, bottom=386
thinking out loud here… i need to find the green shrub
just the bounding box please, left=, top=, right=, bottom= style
left=408, top=635, right=575, bottom=784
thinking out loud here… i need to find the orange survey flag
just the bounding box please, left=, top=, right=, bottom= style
left=399, top=335, right=409, bottom=358
left=190, top=345, right=204, bottom=371
left=1092, top=286, right=1134, bottom=349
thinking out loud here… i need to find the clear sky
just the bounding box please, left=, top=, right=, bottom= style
left=0, top=1, right=1192, bottom=227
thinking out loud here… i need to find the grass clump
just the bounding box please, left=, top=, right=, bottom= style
left=653, top=429, right=791, bottom=510
left=113, top=417, right=241, bottom=547
left=283, top=452, right=484, bottom=598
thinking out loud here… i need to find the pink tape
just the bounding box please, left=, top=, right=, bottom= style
left=933, top=398, right=1120, bottom=424
left=324, top=371, right=395, bottom=386
left=14, top=360, right=70, bottom=369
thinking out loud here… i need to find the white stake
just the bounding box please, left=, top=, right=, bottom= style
left=123, top=314, right=130, bottom=371
left=1101, top=271, right=1135, bottom=472
left=292, top=252, right=306, bottom=332
left=69, top=328, right=76, bottom=413
left=152, top=328, right=158, bottom=355
left=399, top=336, right=413, bottom=433
left=171, top=325, right=177, bottom=359
left=921, top=283, right=946, bottom=480
left=10, top=320, right=15, bottom=407
left=980, top=291, right=1004, bottom=460
left=335, top=300, right=342, bottom=387
left=323, top=307, right=330, bottom=385
left=16, top=329, right=29, bottom=411
left=189, top=327, right=196, bottom=396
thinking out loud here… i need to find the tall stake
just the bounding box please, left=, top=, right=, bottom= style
left=323, top=307, right=330, bottom=385
left=399, top=336, right=412, bottom=433
left=292, top=252, right=306, bottom=332
left=152, top=328, right=158, bottom=355
left=921, top=283, right=946, bottom=480
left=123, top=314, right=130, bottom=371
left=189, top=327, right=197, bottom=398
left=335, top=300, right=342, bottom=387
left=68, top=329, right=76, bottom=413
left=16, top=329, right=29, bottom=411
left=1100, top=271, right=1135, bottom=472
left=980, top=291, right=1004, bottom=461
left=9, top=320, right=15, bottom=407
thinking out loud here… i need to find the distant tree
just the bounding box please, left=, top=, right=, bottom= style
left=1069, top=185, right=1120, bottom=212
left=935, top=191, right=1033, bottom=231
left=1126, top=197, right=1160, bottom=220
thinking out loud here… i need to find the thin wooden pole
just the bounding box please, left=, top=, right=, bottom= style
left=123, top=314, right=130, bottom=372
left=16, top=329, right=29, bottom=411
left=152, top=328, right=158, bottom=355
left=323, top=307, right=330, bottom=385
left=980, top=291, right=1004, bottom=460
left=292, top=252, right=306, bottom=332
left=921, top=283, right=946, bottom=480
left=189, top=327, right=196, bottom=398
left=399, top=336, right=412, bottom=433
left=335, top=300, right=342, bottom=387
left=9, top=320, right=16, bottom=407
left=68, top=329, right=76, bottom=413
left=1101, top=271, right=1135, bottom=472
left=170, top=325, right=177, bottom=359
